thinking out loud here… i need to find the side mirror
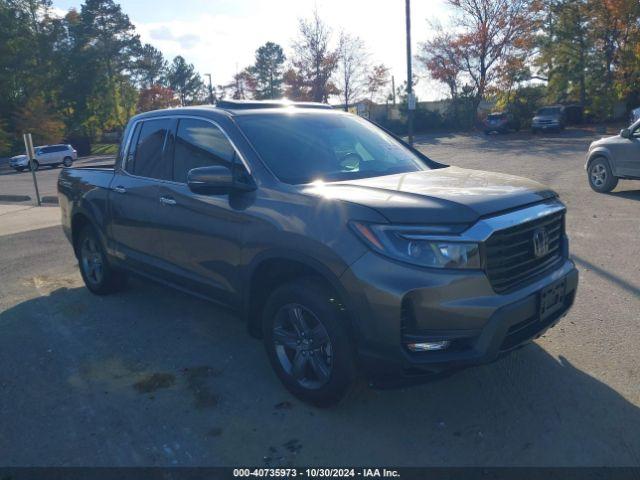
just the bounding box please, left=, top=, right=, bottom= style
left=187, top=165, right=255, bottom=195
left=620, top=128, right=631, bottom=138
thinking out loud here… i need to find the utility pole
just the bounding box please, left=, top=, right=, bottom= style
left=23, top=133, right=41, bottom=206
left=405, top=0, right=415, bottom=146
left=391, top=75, right=396, bottom=105
left=204, top=73, right=214, bottom=104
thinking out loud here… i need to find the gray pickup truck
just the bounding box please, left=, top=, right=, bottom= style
left=58, top=100, right=578, bottom=406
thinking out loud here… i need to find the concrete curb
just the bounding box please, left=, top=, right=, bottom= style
left=0, top=194, right=31, bottom=202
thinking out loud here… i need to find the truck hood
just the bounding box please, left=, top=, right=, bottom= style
left=303, top=166, right=557, bottom=224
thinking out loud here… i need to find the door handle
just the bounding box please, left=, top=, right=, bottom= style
left=113, top=186, right=126, bottom=194
left=159, top=196, right=177, bottom=206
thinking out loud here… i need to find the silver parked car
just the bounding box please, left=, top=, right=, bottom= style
left=9, top=144, right=77, bottom=172
left=586, top=120, right=640, bottom=192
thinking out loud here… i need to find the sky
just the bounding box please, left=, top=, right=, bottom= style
left=51, top=0, right=452, bottom=101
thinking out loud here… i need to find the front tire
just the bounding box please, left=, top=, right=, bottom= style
left=262, top=278, right=356, bottom=407
left=31, top=160, right=39, bottom=171
left=588, top=157, right=618, bottom=193
left=63, top=156, right=73, bottom=167
left=77, top=225, right=127, bottom=295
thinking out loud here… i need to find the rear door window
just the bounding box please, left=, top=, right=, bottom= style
left=172, top=118, right=235, bottom=183
left=129, top=118, right=172, bottom=180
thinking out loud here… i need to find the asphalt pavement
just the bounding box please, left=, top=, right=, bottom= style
left=0, top=155, right=114, bottom=203
left=0, top=129, right=639, bottom=466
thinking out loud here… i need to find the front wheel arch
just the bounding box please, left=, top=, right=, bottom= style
left=587, top=155, right=618, bottom=192
left=244, top=254, right=356, bottom=341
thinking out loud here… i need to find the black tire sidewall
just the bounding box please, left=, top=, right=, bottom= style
left=77, top=225, right=124, bottom=295
left=588, top=158, right=618, bottom=193
left=262, top=278, right=356, bottom=407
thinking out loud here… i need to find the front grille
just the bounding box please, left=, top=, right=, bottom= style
left=485, top=210, right=564, bottom=293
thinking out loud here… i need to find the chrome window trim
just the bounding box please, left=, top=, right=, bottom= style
left=120, top=114, right=252, bottom=184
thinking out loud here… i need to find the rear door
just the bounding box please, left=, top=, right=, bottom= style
left=156, top=117, right=248, bottom=305
left=36, top=146, right=53, bottom=165
left=109, top=117, right=174, bottom=273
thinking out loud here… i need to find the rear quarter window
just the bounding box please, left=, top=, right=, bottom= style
left=128, top=118, right=172, bottom=180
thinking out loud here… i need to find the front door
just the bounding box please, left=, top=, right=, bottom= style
left=109, top=117, right=174, bottom=274
left=620, top=126, right=640, bottom=177
left=157, top=117, right=249, bottom=307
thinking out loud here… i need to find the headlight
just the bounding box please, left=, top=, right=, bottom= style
left=350, top=222, right=481, bottom=269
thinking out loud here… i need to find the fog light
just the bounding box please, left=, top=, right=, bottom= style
left=406, top=340, right=450, bottom=352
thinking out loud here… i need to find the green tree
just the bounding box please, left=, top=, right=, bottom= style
left=251, top=42, right=286, bottom=99
left=14, top=95, right=65, bottom=145
left=166, top=55, right=204, bottom=105
left=134, top=43, right=167, bottom=88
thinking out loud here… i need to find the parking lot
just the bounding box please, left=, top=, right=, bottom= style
left=1, top=129, right=639, bottom=466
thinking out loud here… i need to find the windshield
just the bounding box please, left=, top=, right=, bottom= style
left=236, top=112, right=429, bottom=184
left=488, top=113, right=505, bottom=120
left=537, top=107, right=561, bottom=116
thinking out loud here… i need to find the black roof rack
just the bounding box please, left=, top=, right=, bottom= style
left=215, top=99, right=333, bottom=110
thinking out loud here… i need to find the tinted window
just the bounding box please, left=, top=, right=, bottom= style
left=172, top=118, right=235, bottom=183
left=40, top=147, right=53, bottom=154
left=130, top=118, right=172, bottom=179
left=236, top=112, right=427, bottom=184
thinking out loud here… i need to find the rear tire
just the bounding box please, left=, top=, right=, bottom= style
left=588, top=157, right=618, bottom=193
left=77, top=224, right=127, bottom=295
left=262, top=278, right=356, bottom=407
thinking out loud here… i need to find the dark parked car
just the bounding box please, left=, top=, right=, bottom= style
left=58, top=100, right=578, bottom=406
left=532, top=106, right=566, bottom=133
left=483, top=112, right=520, bottom=134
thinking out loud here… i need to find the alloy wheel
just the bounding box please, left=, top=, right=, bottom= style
left=80, top=235, right=104, bottom=286
left=590, top=163, right=607, bottom=187
left=272, top=303, right=332, bottom=389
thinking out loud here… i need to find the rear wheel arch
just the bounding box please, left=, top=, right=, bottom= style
left=71, top=213, right=106, bottom=258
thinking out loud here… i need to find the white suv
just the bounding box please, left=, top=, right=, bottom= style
left=10, top=144, right=77, bottom=172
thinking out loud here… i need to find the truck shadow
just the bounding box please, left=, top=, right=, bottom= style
left=1, top=280, right=639, bottom=465
left=608, top=188, right=640, bottom=201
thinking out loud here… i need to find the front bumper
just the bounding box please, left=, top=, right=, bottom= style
left=10, top=159, right=28, bottom=168
left=533, top=122, right=560, bottom=130
left=341, top=251, right=578, bottom=382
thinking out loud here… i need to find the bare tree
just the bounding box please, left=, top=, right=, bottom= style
left=289, top=9, right=339, bottom=102
left=366, top=64, right=390, bottom=102
left=336, top=32, right=369, bottom=110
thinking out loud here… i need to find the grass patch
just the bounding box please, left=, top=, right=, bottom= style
left=91, top=143, right=118, bottom=155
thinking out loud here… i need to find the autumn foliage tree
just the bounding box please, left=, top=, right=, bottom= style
left=137, top=85, right=179, bottom=112
left=287, top=10, right=339, bottom=102
left=421, top=0, right=537, bottom=123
